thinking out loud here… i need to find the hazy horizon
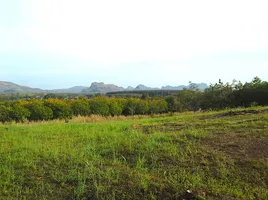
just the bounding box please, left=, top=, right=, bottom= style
left=1, top=0, right=268, bottom=89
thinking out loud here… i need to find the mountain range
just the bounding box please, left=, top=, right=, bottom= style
left=161, top=83, right=208, bottom=91
left=0, top=81, right=208, bottom=94
left=0, top=81, right=44, bottom=94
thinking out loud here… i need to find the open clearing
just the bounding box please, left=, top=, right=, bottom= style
left=1, top=107, right=268, bottom=199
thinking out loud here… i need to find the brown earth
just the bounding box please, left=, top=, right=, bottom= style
left=200, top=109, right=268, bottom=120
left=203, top=133, right=268, bottom=161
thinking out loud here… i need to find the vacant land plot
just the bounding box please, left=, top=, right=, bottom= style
left=1, top=107, right=268, bottom=199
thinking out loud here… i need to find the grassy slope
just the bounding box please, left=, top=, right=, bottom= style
left=0, top=107, right=268, bottom=200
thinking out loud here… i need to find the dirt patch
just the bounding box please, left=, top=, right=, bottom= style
left=200, top=109, right=268, bottom=120
left=203, top=134, right=268, bottom=160
left=133, top=123, right=191, bottom=134
left=247, top=138, right=268, bottom=159
left=178, top=190, right=203, bottom=200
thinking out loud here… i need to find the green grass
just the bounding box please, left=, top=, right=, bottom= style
left=1, top=107, right=268, bottom=199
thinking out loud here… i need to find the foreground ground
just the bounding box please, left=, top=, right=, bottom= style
left=1, top=107, right=268, bottom=199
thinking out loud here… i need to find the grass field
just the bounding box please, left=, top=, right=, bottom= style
left=1, top=107, right=268, bottom=200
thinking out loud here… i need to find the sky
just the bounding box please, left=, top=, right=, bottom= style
left=0, top=0, right=268, bottom=89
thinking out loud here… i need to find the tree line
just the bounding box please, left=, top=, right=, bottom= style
left=168, top=77, right=268, bottom=112
left=0, top=77, right=268, bottom=123
left=0, top=97, right=168, bottom=123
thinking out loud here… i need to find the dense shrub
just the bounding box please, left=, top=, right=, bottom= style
left=122, top=98, right=139, bottom=115
left=109, top=98, right=123, bottom=116
left=0, top=105, right=13, bottom=122
left=177, top=89, right=202, bottom=111
left=165, top=96, right=183, bottom=112
left=71, top=100, right=91, bottom=116
left=24, top=102, right=53, bottom=121
left=148, top=99, right=168, bottom=114
left=44, top=99, right=72, bottom=120
left=200, top=81, right=234, bottom=109
left=89, top=97, right=110, bottom=116
left=10, top=104, right=30, bottom=123
left=135, top=99, right=149, bottom=114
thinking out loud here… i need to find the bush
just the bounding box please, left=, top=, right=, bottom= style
left=122, top=98, right=139, bottom=115
left=148, top=99, right=168, bottom=114
left=165, top=96, right=183, bottom=112
left=10, top=104, right=30, bottom=123
left=0, top=106, right=13, bottom=123
left=135, top=99, right=149, bottom=115
left=71, top=100, right=91, bottom=116
left=89, top=97, right=110, bottom=116
left=24, top=102, right=53, bottom=121
left=109, top=99, right=123, bottom=116
left=44, top=99, right=72, bottom=120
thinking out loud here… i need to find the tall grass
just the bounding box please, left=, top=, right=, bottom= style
left=1, top=107, right=268, bottom=199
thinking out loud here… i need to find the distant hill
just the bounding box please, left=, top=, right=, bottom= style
left=0, top=81, right=209, bottom=94
left=161, top=85, right=186, bottom=90
left=135, top=84, right=160, bottom=91
left=125, top=86, right=135, bottom=91
left=82, top=82, right=125, bottom=94
left=107, top=90, right=183, bottom=97
left=0, top=81, right=45, bottom=94
left=50, top=86, right=88, bottom=94
left=162, top=83, right=208, bottom=91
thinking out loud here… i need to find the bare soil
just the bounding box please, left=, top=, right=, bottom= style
left=200, top=109, right=268, bottom=120
left=203, top=134, right=268, bottom=161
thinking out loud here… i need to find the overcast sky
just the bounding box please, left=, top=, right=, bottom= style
left=0, top=0, right=268, bottom=89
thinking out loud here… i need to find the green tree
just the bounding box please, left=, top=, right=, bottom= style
left=44, top=99, right=72, bottom=120
left=89, top=97, right=110, bottom=116
left=109, top=99, right=123, bottom=116
left=24, top=102, right=53, bottom=121
left=0, top=105, right=13, bottom=122
left=122, top=98, right=139, bottom=115
left=135, top=99, right=149, bottom=115
left=200, top=79, right=234, bottom=109
left=148, top=99, right=168, bottom=114
left=141, top=93, right=149, bottom=100
left=234, top=77, right=268, bottom=107
left=188, top=81, right=200, bottom=91
left=177, top=89, right=202, bottom=111
left=165, top=96, right=183, bottom=112
left=44, top=93, right=57, bottom=99
left=10, top=103, right=30, bottom=123
left=71, top=100, right=91, bottom=116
